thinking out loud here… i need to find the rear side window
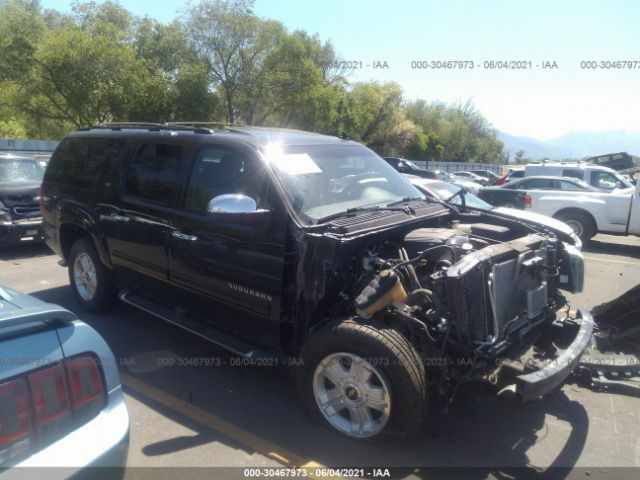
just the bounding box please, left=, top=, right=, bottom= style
left=124, top=144, right=182, bottom=206
left=562, top=169, right=583, bottom=180
left=46, top=137, right=127, bottom=189
left=560, top=180, right=585, bottom=191
left=521, top=178, right=555, bottom=190
left=509, top=170, right=524, bottom=179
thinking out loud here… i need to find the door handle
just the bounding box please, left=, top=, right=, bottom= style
left=172, top=230, right=198, bottom=241
left=109, top=212, right=130, bottom=222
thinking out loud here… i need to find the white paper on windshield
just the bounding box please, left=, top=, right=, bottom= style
left=273, top=153, right=322, bottom=175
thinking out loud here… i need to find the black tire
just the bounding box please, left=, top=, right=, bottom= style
left=298, top=318, right=427, bottom=440
left=68, top=237, right=116, bottom=313
left=555, top=211, right=596, bottom=242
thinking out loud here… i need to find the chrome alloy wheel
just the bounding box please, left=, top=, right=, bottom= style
left=73, top=252, right=98, bottom=301
left=312, top=352, right=391, bottom=438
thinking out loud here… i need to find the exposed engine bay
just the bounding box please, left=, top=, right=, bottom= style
left=319, top=210, right=589, bottom=401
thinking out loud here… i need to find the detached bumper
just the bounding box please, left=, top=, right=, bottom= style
left=516, top=309, right=594, bottom=402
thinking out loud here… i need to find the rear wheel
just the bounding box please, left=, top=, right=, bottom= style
left=555, top=211, right=596, bottom=242
left=68, top=237, right=116, bottom=313
left=299, top=319, right=427, bottom=440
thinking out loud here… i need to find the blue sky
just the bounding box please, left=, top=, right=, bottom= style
left=40, top=0, right=640, bottom=140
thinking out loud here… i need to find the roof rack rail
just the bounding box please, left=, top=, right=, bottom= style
left=83, top=122, right=216, bottom=134
left=166, top=121, right=245, bottom=128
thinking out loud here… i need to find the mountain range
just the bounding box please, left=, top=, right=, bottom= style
left=497, top=130, right=640, bottom=162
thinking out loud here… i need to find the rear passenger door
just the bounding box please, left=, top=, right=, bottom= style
left=105, top=141, right=190, bottom=290
left=167, top=143, right=287, bottom=348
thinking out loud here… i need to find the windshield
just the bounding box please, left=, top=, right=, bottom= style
left=264, top=144, right=425, bottom=223
left=610, top=172, right=633, bottom=189
left=424, top=180, right=493, bottom=209
left=0, top=159, right=45, bottom=183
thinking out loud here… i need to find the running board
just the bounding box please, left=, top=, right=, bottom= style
left=119, top=289, right=272, bottom=358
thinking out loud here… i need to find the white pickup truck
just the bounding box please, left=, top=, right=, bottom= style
left=525, top=182, right=640, bottom=241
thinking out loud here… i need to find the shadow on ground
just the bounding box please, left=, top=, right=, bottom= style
left=584, top=237, right=640, bottom=260
left=0, top=242, right=53, bottom=261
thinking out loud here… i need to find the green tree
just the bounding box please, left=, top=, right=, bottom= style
left=404, top=98, right=503, bottom=162
left=20, top=26, right=153, bottom=126
left=185, top=0, right=266, bottom=123
left=514, top=149, right=526, bottom=164
left=341, top=81, right=416, bottom=155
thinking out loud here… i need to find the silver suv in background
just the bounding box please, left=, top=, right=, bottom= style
left=524, top=162, right=634, bottom=192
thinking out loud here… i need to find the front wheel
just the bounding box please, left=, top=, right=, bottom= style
left=299, top=319, right=427, bottom=440
left=555, top=211, right=596, bottom=242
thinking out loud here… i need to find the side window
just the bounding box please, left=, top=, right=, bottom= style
left=124, top=144, right=182, bottom=205
left=46, top=137, right=126, bottom=189
left=590, top=171, right=618, bottom=190
left=562, top=169, right=584, bottom=180
left=560, top=180, right=584, bottom=191
left=522, top=178, right=552, bottom=189
left=184, top=147, right=269, bottom=214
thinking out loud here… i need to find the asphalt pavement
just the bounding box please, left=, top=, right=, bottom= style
left=1, top=233, right=639, bottom=478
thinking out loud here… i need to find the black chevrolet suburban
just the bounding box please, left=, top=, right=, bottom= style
left=42, top=123, right=592, bottom=440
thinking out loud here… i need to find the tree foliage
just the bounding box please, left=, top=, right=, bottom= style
left=0, top=0, right=504, bottom=163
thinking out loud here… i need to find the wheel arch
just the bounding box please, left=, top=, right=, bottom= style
left=553, top=207, right=599, bottom=231
left=59, top=222, right=113, bottom=270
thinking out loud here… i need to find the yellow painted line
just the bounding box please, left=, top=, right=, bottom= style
left=583, top=256, right=640, bottom=267
left=121, top=373, right=342, bottom=479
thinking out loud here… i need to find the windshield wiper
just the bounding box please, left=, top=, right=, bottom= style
left=318, top=204, right=412, bottom=223
left=445, top=190, right=465, bottom=211
left=386, top=196, right=425, bottom=206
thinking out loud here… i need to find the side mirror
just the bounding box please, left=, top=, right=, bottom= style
left=207, top=194, right=257, bottom=214
left=206, top=194, right=269, bottom=226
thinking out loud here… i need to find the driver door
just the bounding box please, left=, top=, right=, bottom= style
left=167, top=144, right=287, bottom=348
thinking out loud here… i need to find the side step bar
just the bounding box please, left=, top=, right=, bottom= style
left=119, top=290, right=279, bottom=359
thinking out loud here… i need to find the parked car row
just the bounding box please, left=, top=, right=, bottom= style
left=479, top=167, right=640, bottom=241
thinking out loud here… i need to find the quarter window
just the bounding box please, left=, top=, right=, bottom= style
left=47, top=137, right=127, bottom=189
left=562, top=169, right=584, bottom=180
left=559, top=180, right=584, bottom=191
left=521, top=179, right=554, bottom=189
left=124, top=144, right=182, bottom=205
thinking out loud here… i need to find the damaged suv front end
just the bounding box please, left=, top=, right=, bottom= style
left=266, top=141, right=592, bottom=437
